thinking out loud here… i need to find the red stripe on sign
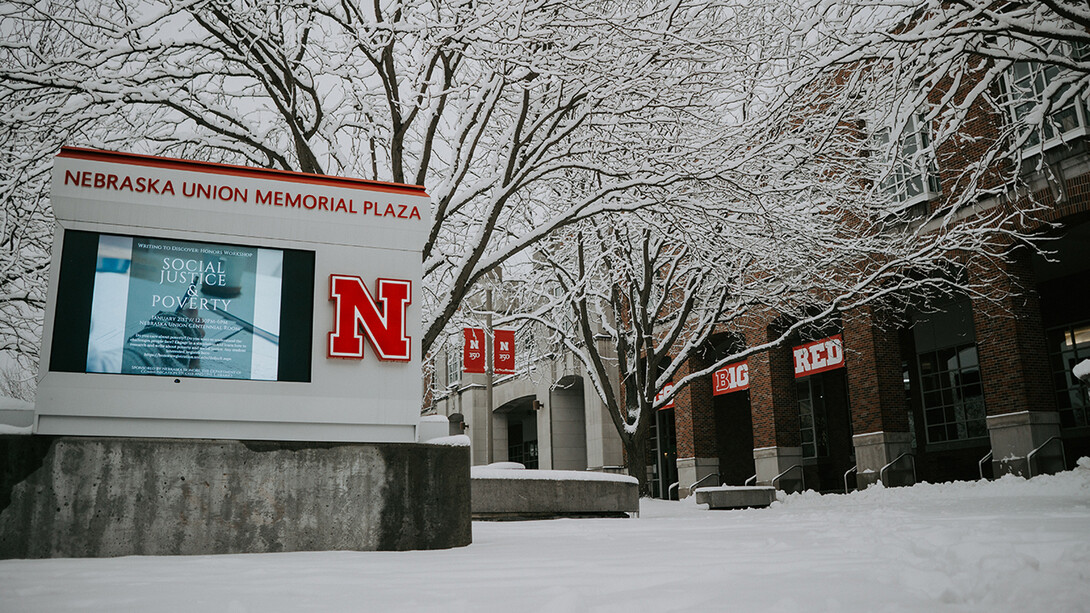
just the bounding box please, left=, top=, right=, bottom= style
left=58, top=147, right=428, bottom=195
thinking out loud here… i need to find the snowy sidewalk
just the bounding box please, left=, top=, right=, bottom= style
left=3, top=460, right=1089, bottom=612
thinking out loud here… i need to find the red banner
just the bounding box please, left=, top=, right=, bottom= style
left=712, top=360, right=749, bottom=395
left=463, top=327, right=485, bottom=374
left=793, top=334, right=844, bottom=378
left=655, top=383, right=676, bottom=409
left=494, top=329, right=516, bottom=374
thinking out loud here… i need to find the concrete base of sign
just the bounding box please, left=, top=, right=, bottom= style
left=471, top=465, right=639, bottom=520
left=694, top=486, right=777, bottom=510
left=0, top=435, right=471, bottom=559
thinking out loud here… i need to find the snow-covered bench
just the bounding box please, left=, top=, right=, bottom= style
left=471, top=463, right=639, bottom=520
left=694, top=485, right=777, bottom=510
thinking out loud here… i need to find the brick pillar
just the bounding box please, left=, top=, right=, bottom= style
left=971, top=250, right=1061, bottom=477
left=673, top=356, right=719, bottom=497
left=745, top=322, right=802, bottom=489
left=842, top=305, right=912, bottom=488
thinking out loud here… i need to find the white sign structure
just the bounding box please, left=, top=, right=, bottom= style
left=35, top=147, right=431, bottom=442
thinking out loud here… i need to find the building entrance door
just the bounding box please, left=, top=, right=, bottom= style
left=715, top=390, right=755, bottom=485
left=650, top=408, right=678, bottom=499
left=796, top=369, right=854, bottom=491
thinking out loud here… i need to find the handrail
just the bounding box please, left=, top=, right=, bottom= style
left=667, top=481, right=679, bottom=499
left=843, top=465, right=857, bottom=494
left=1027, top=436, right=1066, bottom=478
left=744, top=474, right=757, bottom=486
left=978, top=451, right=993, bottom=481
left=771, top=464, right=804, bottom=493
left=688, top=472, right=720, bottom=493
left=879, top=452, right=916, bottom=486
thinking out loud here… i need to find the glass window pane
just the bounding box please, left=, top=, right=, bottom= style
left=1047, top=323, right=1090, bottom=429
left=924, top=391, right=942, bottom=408
left=967, top=419, right=987, bottom=439
left=906, top=174, right=924, bottom=197
left=938, top=347, right=958, bottom=371
left=955, top=369, right=978, bottom=388
left=941, top=388, right=955, bottom=407
left=917, top=341, right=991, bottom=440
left=925, top=407, right=944, bottom=426
left=944, top=404, right=958, bottom=423
left=919, top=353, right=938, bottom=375
left=947, top=423, right=961, bottom=440
left=1057, top=106, right=1079, bottom=133
left=963, top=383, right=983, bottom=400
left=966, top=399, right=986, bottom=421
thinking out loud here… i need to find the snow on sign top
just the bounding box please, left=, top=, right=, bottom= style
left=52, top=147, right=431, bottom=252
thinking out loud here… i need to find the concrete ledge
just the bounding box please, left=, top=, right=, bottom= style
left=471, top=466, right=638, bottom=520
left=0, top=409, right=32, bottom=428
left=0, top=398, right=33, bottom=429
left=0, top=435, right=471, bottom=558
left=695, top=486, right=776, bottom=510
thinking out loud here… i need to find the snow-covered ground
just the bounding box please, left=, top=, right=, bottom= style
left=3, top=461, right=1090, bottom=613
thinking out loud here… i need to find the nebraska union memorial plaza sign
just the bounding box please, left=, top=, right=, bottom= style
left=35, top=147, right=430, bottom=443
left=1, top=148, right=471, bottom=559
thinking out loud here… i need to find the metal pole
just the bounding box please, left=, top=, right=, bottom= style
left=485, top=287, right=494, bottom=465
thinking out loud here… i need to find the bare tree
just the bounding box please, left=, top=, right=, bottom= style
left=801, top=0, right=1090, bottom=207
left=0, top=0, right=759, bottom=373
left=522, top=162, right=1038, bottom=494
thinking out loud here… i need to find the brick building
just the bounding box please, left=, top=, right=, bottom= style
left=661, top=54, right=1090, bottom=498
left=428, top=46, right=1090, bottom=500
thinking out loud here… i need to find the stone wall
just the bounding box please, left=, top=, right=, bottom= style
left=0, top=436, right=471, bottom=558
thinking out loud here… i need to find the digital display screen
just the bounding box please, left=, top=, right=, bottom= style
left=50, top=230, right=313, bottom=382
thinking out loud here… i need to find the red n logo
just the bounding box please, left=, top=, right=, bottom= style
left=328, top=275, right=412, bottom=361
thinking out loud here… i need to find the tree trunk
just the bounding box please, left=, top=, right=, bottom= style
left=623, top=434, right=651, bottom=498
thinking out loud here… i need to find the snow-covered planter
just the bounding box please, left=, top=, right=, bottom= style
left=471, top=465, right=638, bottom=520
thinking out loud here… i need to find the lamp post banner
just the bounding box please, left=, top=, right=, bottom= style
left=463, top=327, right=486, bottom=374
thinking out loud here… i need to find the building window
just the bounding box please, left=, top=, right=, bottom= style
left=918, top=344, right=987, bottom=443
left=1047, top=321, right=1090, bottom=429
left=1008, top=44, right=1090, bottom=151
left=445, top=335, right=462, bottom=388
left=797, top=377, right=829, bottom=458
left=876, top=113, right=941, bottom=208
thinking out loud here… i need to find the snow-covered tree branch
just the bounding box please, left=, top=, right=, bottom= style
left=0, top=0, right=790, bottom=373
left=518, top=159, right=1041, bottom=494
